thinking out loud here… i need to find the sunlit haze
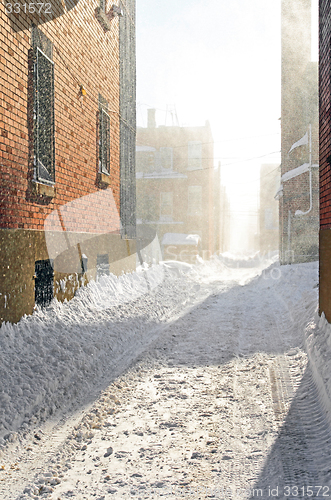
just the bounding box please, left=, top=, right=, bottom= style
left=136, top=0, right=282, bottom=252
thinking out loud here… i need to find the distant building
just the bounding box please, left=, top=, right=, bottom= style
left=260, top=164, right=279, bottom=254
left=136, top=110, right=218, bottom=262
left=215, top=170, right=231, bottom=255
left=319, top=0, right=331, bottom=322
left=279, top=0, right=319, bottom=264
left=0, top=1, right=136, bottom=323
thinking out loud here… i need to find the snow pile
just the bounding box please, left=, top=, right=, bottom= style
left=75, top=263, right=165, bottom=308
left=218, top=250, right=279, bottom=268
left=0, top=263, right=197, bottom=448
left=189, top=251, right=279, bottom=286
left=305, top=312, right=331, bottom=427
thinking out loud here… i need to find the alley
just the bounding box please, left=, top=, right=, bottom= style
left=0, top=258, right=330, bottom=500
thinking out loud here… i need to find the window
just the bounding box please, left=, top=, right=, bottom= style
left=188, top=185, right=202, bottom=215
left=160, top=192, right=173, bottom=220
left=35, top=259, right=54, bottom=307
left=32, top=30, right=55, bottom=185
left=160, top=147, right=173, bottom=170
left=99, top=95, right=111, bottom=175
left=96, top=254, right=110, bottom=279
left=188, top=141, right=202, bottom=170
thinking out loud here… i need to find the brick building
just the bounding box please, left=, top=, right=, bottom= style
left=0, top=0, right=136, bottom=323
left=136, top=110, right=216, bottom=262
left=319, top=0, right=331, bottom=321
left=279, top=0, right=319, bottom=264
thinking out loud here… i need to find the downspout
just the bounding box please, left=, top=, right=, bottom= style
left=295, top=124, right=313, bottom=217
left=287, top=209, right=291, bottom=263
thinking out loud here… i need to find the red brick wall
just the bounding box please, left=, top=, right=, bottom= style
left=0, top=1, right=121, bottom=234
left=320, top=0, right=331, bottom=229
left=136, top=123, right=215, bottom=255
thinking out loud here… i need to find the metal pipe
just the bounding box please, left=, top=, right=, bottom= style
left=295, top=124, right=313, bottom=217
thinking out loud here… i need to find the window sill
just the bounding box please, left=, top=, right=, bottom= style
left=98, top=172, right=112, bottom=185
left=159, top=216, right=173, bottom=222
left=33, top=182, right=56, bottom=198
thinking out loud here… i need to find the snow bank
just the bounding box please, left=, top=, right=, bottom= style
left=218, top=250, right=279, bottom=268
left=305, top=312, right=331, bottom=427
left=75, top=263, right=165, bottom=308
left=0, top=263, right=195, bottom=448
left=187, top=251, right=279, bottom=286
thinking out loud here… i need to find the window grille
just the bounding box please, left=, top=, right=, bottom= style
left=99, top=107, right=111, bottom=175
left=33, top=46, right=55, bottom=184
left=35, top=259, right=54, bottom=307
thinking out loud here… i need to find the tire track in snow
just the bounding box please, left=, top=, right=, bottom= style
left=251, top=288, right=331, bottom=498
left=0, top=269, right=215, bottom=500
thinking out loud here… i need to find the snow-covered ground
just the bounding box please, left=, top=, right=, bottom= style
left=0, top=254, right=330, bottom=499
left=0, top=253, right=276, bottom=445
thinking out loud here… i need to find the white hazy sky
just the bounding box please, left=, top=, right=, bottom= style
left=136, top=0, right=282, bottom=252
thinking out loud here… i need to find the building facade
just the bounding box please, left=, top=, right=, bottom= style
left=0, top=0, right=136, bottom=323
left=136, top=110, right=216, bottom=262
left=319, top=0, right=331, bottom=321
left=279, top=0, right=319, bottom=264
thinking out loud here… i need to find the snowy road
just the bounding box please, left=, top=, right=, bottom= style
left=1, top=257, right=330, bottom=499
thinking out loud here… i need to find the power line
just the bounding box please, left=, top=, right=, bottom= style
left=136, top=150, right=280, bottom=179
left=221, top=151, right=280, bottom=167
left=224, top=163, right=281, bottom=185
left=136, top=134, right=280, bottom=150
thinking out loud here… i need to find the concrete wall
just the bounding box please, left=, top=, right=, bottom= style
left=0, top=228, right=136, bottom=324
left=280, top=0, right=319, bottom=264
